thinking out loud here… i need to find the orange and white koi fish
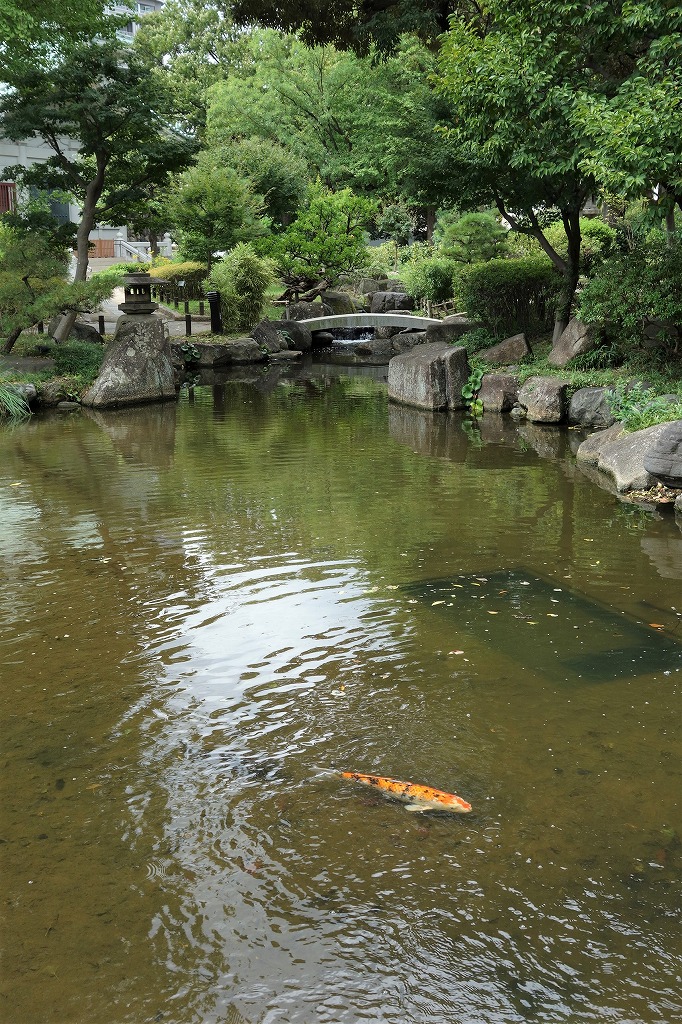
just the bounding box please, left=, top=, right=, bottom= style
left=338, top=770, right=472, bottom=814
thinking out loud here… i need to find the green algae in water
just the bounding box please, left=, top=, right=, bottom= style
left=402, top=569, right=682, bottom=684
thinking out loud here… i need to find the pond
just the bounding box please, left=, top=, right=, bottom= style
left=1, top=360, right=681, bottom=1024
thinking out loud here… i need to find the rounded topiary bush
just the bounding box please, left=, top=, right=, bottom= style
left=457, top=255, right=561, bottom=337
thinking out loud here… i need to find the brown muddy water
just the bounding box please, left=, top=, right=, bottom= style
left=1, top=362, right=681, bottom=1024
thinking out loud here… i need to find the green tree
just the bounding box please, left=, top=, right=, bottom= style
left=206, top=31, right=363, bottom=187
left=1, top=35, right=194, bottom=341
left=133, top=0, right=249, bottom=137
left=436, top=0, right=682, bottom=339
left=0, top=213, right=117, bottom=354
left=207, top=243, right=274, bottom=332
left=572, top=3, right=682, bottom=231
left=214, top=138, right=309, bottom=227
left=437, top=211, right=508, bottom=263
left=265, top=181, right=377, bottom=288
left=162, top=156, right=267, bottom=269
left=0, top=0, right=114, bottom=80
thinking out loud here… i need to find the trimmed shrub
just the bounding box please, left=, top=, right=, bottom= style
left=149, top=260, right=208, bottom=301
left=401, top=255, right=459, bottom=302
left=457, top=256, right=561, bottom=337
left=51, top=340, right=104, bottom=381
left=438, top=211, right=509, bottom=264
left=208, top=244, right=274, bottom=333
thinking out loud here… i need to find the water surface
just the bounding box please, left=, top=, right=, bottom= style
left=1, top=364, right=680, bottom=1024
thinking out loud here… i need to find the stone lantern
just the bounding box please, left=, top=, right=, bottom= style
left=118, top=270, right=158, bottom=315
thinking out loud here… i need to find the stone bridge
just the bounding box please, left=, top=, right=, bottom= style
left=298, top=312, right=441, bottom=332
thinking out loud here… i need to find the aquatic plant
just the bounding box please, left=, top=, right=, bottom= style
left=0, top=381, right=31, bottom=420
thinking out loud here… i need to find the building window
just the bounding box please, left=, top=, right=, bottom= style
left=0, top=182, right=16, bottom=213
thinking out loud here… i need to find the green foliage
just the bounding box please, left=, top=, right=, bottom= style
left=606, top=379, right=682, bottom=433
left=361, top=243, right=396, bottom=279
left=542, top=218, right=618, bottom=276
left=438, top=211, right=509, bottom=264
left=180, top=342, right=201, bottom=364
left=149, top=259, right=208, bottom=301
left=400, top=256, right=457, bottom=303
left=163, top=157, right=267, bottom=269
left=377, top=203, right=413, bottom=246
left=50, top=341, right=104, bottom=381
left=461, top=366, right=484, bottom=417
left=457, top=256, right=561, bottom=337
left=458, top=327, right=498, bottom=354
left=265, top=181, right=377, bottom=286
left=0, top=381, right=31, bottom=420
left=214, top=138, right=309, bottom=227
left=579, top=236, right=682, bottom=354
left=0, top=220, right=118, bottom=349
left=208, top=243, right=274, bottom=333
left=1, top=35, right=195, bottom=285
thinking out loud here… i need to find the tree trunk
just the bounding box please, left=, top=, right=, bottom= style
left=665, top=205, right=676, bottom=242
left=147, top=229, right=160, bottom=257
left=425, top=207, right=436, bottom=243
left=2, top=326, right=23, bottom=355
left=52, top=167, right=105, bottom=343
left=552, top=209, right=581, bottom=343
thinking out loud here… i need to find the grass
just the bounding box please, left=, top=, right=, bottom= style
left=0, top=380, right=31, bottom=420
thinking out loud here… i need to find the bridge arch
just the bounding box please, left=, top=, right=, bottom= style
left=298, top=312, right=440, bottom=332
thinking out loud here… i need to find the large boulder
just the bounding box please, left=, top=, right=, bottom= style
left=270, top=319, right=313, bottom=352
left=250, top=320, right=286, bottom=353
left=211, top=339, right=266, bottom=366
left=568, top=387, right=617, bottom=429
left=82, top=315, right=175, bottom=409
left=547, top=317, right=596, bottom=367
left=370, top=291, right=413, bottom=313
left=387, top=343, right=469, bottom=411
left=643, top=421, right=682, bottom=487
left=517, top=375, right=569, bottom=423
left=48, top=316, right=104, bottom=345
left=425, top=317, right=475, bottom=345
left=576, top=420, right=675, bottom=492
left=479, top=373, right=519, bottom=413
left=479, top=333, right=531, bottom=364
left=287, top=300, right=332, bottom=321
left=322, top=290, right=356, bottom=315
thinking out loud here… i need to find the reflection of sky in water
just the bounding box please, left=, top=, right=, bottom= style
left=0, top=490, right=43, bottom=562
left=130, top=539, right=406, bottom=739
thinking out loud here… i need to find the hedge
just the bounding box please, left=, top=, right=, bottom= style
left=457, top=256, right=561, bottom=337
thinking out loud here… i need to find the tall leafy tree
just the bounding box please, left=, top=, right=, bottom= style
left=0, top=0, right=113, bottom=80
left=1, top=35, right=195, bottom=341
left=572, top=1, right=682, bottom=230
left=162, top=155, right=267, bottom=269
left=436, top=0, right=682, bottom=337
left=133, top=0, right=249, bottom=136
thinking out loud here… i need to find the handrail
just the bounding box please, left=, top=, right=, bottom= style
left=114, top=238, right=151, bottom=263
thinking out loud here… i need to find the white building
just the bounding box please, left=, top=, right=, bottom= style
left=0, top=0, right=168, bottom=259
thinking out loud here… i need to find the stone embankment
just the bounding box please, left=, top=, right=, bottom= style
left=387, top=340, right=682, bottom=514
